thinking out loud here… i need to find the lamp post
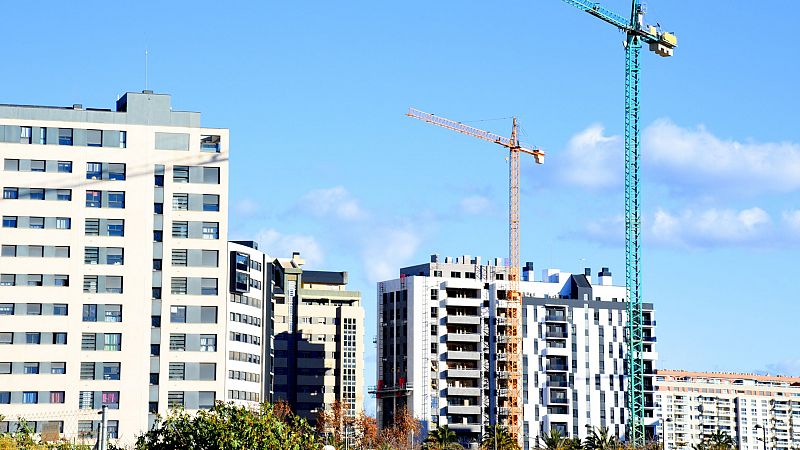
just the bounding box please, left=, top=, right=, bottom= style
left=662, top=418, right=673, bottom=450
left=755, top=423, right=767, bottom=450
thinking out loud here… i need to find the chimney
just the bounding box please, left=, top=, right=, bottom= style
left=431, top=254, right=440, bottom=263
left=584, top=268, right=592, bottom=284
left=598, top=267, right=612, bottom=286
left=523, top=262, right=534, bottom=281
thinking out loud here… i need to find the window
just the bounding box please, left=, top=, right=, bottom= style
left=173, top=166, right=189, bottom=183
left=107, top=421, right=119, bottom=439
left=119, top=131, right=126, bottom=148
left=203, top=167, right=220, bottom=184
left=56, top=218, right=71, bottom=229
left=86, top=190, right=101, bottom=208
left=202, top=250, right=218, bottom=267
left=200, top=335, right=217, bottom=352
left=83, top=304, right=97, bottom=322
left=28, top=274, right=43, bottom=286
left=23, top=392, right=38, bottom=404
left=108, top=163, right=125, bottom=180
left=154, top=174, right=164, bottom=187
left=170, top=306, right=187, bottom=323
left=30, top=160, right=45, bottom=172
left=154, top=202, right=163, bottom=214
left=169, top=362, right=185, bottom=380
left=51, top=362, right=66, bottom=374
left=56, top=189, right=71, bottom=201
left=20, top=126, right=32, bottom=144
left=4, top=159, right=18, bottom=171
left=107, top=248, right=123, bottom=265
left=105, top=276, right=122, bottom=293
left=0, top=333, right=12, bottom=344
left=24, top=362, right=40, bottom=374
left=2, top=216, right=17, bottom=228
left=150, top=344, right=160, bottom=356
left=108, top=191, right=125, bottom=208
left=152, top=287, right=162, bottom=299
left=171, top=277, right=187, bottom=295
left=168, top=391, right=184, bottom=408
left=172, top=249, right=188, bottom=266
left=0, top=245, right=13, bottom=257
left=149, top=373, right=159, bottom=385
left=104, top=305, right=122, bottom=322
left=57, top=161, right=72, bottom=173
left=28, top=246, right=44, bottom=258
left=200, top=135, right=221, bottom=152
left=53, top=304, right=68, bottom=315
left=103, top=363, right=120, bottom=380
left=53, top=333, right=67, bottom=345
left=84, top=247, right=99, bottom=265
left=86, top=162, right=102, bottom=179
left=55, top=274, right=68, bottom=287
left=172, top=221, right=188, bottom=238
left=0, top=392, right=10, bottom=404
left=79, top=391, right=94, bottom=409
left=83, top=276, right=98, bottom=293
left=172, top=193, right=188, bottom=211
left=169, top=334, right=186, bottom=351
left=153, top=230, right=163, bottom=242
left=87, top=129, right=102, bottom=147
left=3, top=188, right=18, bottom=199
left=107, top=219, right=124, bottom=237
left=25, top=332, right=41, bottom=344
left=50, top=391, right=65, bottom=403
left=103, top=333, right=121, bottom=351
left=102, top=391, right=119, bottom=409
left=58, top=128, right=73, bottom=146
left=39, top=128, right=47, bottom=145
left=29, top=217, right=44, bottom=229
left=0, top=363, right=10, bottom=374
left=29, top=188, right=44, bottom=200
left=55, top=246, right=69, bottom=258
left=201, top=278, right=218, bottom=295
left=0, top=304, right=13, bottom=315
left=203, top=194, right=220, bottom=211
left=0, top=274, right=16, bottom=286
left=27, top=303, right=42, bottom=315
left=202, top=222, right=219, bottom=240
left=201, top=306, right=217, bottom=323
left=85, top=218, right=100, bottom=236
left=151, top=315, right=161, bottom=327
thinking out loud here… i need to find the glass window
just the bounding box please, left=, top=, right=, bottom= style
left=79, top=391, right=94, bottom=409
left=0, top=363, right=10, bottom=374
left=170, top=306, right=186, bottom=323
left=3, top=188, right=18, bottom=199
left=28, top=245, right=44, bottom=257
left=26, top=303, right=42, bottom=315
left=53, top=332, right=67, bottom=345
left=173, top=166, right=189, bottom=183
left=39, top=128, right=47, bottom=145
left=108, top=163, right=125, bottom=180
left=172, top=221, right=188, bottom=238
left=202, top=194, right=220, bottom=212
left=103, top=363, right=120, bottom=380
left=54, top=246, right=69, bottom=258
left=200, top=335, right=217, bottom=352
left=0, top=274, right=16, bottom=286
left=87, top=129, right=102, bottom=147
left=108, top=191, right=125, bottom=209
left=57, top=161, right=72, bottom=173
left=119, top=131, right=127, bottom=148
left=4, top=159, right=19, bottom=171
left=0, top=304, right=13, bottom=315
left=82, top=304, right=97, bottom=322
left=153, top=259, right=162, bottom=270
left=171, top=278, right=187, bottom=295
left=106, top=248, right=124, bottom=265
left=104, top=305, right=122, bottom=322
left=84, top=247, right=99, bottom=264
left=27, top=274, right=43, bottom=286
left=56, top=189, right=71, bottom=201
left=107, top=220, right=124, bottom=237
left=58, top=128, right=73, bottom=146
left=20, top=127, right=32, bottom=144
left=56, top=218, right=71, bottom=229
left=50, top=391, right=65, bottom=403
left=105, top=276, right=122, bottom=293
left=102, top=391, right=119, bottom=409
left=0, top=333, right=12, bottom=344
left=29, top=217, right=45, bottom=229
left=54, top=275, right=68, bottom=286
left=23, top=362, right=39, bottom=374
left=25, top=332, right=41, bottom=344
left=103, top=333, right=121, bottom=351
left=86, top=190, right=101, bottom=208
left=2, top=216, right=17, bottom=228
left=200, top=135, right=220, bottom=152
left=1, top=245, right=15, bottom=257
left=202, top=222, right=219, bottom=240
left=0, top=392, right=10, bottom=403
left=202, top=167, right=220, bottom=184
left=22, top=391, right=38, bottom=404
left=50, top=362, right=66, bottom=374
left=154, top=175, right=164, bottom=187
left=154, top=203, right=163, bottom=214
left=201, top=278, right=218, bottom=296
left=29, top=188, right=44, bottom=200
left=30, top=160, right=45, bottom=172
left=172, top=194, right=188, bottom=211
left=86, top=162, right=102, bottom=180
left=53, top=304, right=68, bottom=315
left=153, top=230, right=163, bottom=242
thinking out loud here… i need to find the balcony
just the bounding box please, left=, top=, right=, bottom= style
left=446, top=333, right=481, bottom=343
left=447, top=422, right=481, bottom=433
left=643, top=336, right=657, bottom=342
left=545, top=331, right=568, bottom=339
left=546, top=364, right=568, bottom=372
left=545, top=315, right=567, bottom=322
left=447, top=405, right=481, bottom=415
left=447, top=351, right=481, bottom=361
left=447, top=386, right=481, bottom=397
left=447, top=369, right=481, bottom=378
left=446, top=315, right=481, bottom=325
left=643, top=320, right=656, bottom=326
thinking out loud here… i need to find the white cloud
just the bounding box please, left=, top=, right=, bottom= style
left=360, top=227, right=422, bottom=282
left=459, top=195, right=492, bottom=215
left=297, top=186, right=367, bottom=221
left=254, top=228, right=324, bottom=267
left=645, top=119, right=800, bottom=194
left=782, top=209, right=800, bottom=234
left=765, top=359, right=800, bottom=377
left=232, top=198, right=260, bottom=217
left=558, top=124, right=622, bottom=189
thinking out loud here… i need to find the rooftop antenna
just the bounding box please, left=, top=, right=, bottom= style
left=145, top=47, right=149, bottom=91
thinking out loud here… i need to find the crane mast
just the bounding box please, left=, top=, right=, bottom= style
left=555, top=0, right=677, bottom=445
left=407, top=108, right=543, bottom=446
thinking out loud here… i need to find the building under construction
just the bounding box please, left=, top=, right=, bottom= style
left=373, top=255, right=659, bottom=449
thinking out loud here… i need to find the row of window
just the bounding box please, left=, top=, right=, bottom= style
left=3, top=187, right=71, bottom=200
left=0, top=274, right=69, bottom=287
left=81, top=333, right=121, bottom=351
left=228, top=370, right=261, bottom=383
left=168, top=334, right=217, bottom=352
left=0, top=391, right=66, bottom=404
left=8, top=126, right=126, bottom=148
left=79, top=391, right=120, bottom=409
left=229, top=331, right=261, bottom=345
left=0, top=303, right=68, bottom=316
left=0, top=332, right=67, bottom=345
left=229, top=312, right=261, bottom=327
left=0, top=245, right=69, bottom=258
left=3, top=159, right=127, bottom=180
left=0, top=362, right=66, bottom=374
left=2, top=216, right=71, bottom=229
left=168, top=305, right=217, bottom=324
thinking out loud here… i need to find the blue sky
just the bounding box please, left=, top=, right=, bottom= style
left=4, top=1, right=799, bottom=412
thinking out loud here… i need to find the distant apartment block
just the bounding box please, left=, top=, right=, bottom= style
left=656, top=370, right=800, bottom=450
left=375, top=255, right=658, bottom=449
left=269, top=253, right=365, bottom=422
left=0, top=91, right=234, bottom=444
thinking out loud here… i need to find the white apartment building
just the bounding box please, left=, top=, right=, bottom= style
left=269, top=253, right=365, bottom=423
left=0, top=91, right=237, bottom=444
left=656, top=370, right=800, bottom=450
left=376, top=255, right=658, bottom=449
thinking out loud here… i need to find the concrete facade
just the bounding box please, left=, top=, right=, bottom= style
left=376, top=255, right=658, bottom=449
left=655, top=370, right=800, bottom=450
left=0, top=92, right=233, bottom=444
left=270, top=253, right=365, bottom=423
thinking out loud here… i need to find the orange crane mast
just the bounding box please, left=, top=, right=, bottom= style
left=406, top=107, right=544, bottom=444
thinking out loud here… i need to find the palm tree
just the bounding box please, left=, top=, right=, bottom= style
left=425, top=425, right=465, bottom=450
left=538, top=429, right=569, bottom=450
left=584, top=426, right=620, bottom=450
left=567, top=436, right=584, bottom=450
left=703, top=430, right=735, bottom=450
left=481, top=425, right=520, bottom=450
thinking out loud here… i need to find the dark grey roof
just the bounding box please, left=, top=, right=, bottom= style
left=572, top=274, right=591, bottom=288
left=303, top=270, right=348, bottom=285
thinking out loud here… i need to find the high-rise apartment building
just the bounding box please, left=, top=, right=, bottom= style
left=655, top=370, right=800, bottom=450
left=375, top=255, right=658, bottom=449
left=0, top=91, right=234, bottom=444
left=269, top=253, right=365, bottom=422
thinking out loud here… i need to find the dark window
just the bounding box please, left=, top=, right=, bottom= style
left=3, top=188, right=18, bottom=199
left=86, top=190, right=101, bottom=208
left=58, top=129, right=73, bottom=146
left=87, top=130, right=102, bottom=147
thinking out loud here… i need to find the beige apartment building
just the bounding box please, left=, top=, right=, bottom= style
left=0, top=91, right=239, bottom=444
left=270, top=253, right=364, bottom=422
left=656, top=370, right=800, bottom=450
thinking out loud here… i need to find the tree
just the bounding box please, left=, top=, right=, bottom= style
left=424, top=425, right=464, bottom=450
left=135, top=401, right=321, bottom=450
left=538, top=429, right=568, bottom=450
left=700, top=431, right=735, bottom=450
left=353, top=411, right=379, bottom=450
left=481, top=425, right=520, bottom=450
left=584, top=427, right=620, bottom=450
left=567, top=436, right=584, bottom=450
left=380, top=407, right=422, bottom=449
left=316, top=401, right=355, bottom=447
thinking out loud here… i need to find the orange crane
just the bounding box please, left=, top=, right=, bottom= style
left=406, top=107, right=544, bottom=444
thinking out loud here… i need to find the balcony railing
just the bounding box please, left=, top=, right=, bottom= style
left=546, top=331, right=568, bottom=338
left=545, top=315, right=567, bottom=322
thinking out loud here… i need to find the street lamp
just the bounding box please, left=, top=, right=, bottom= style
left=661, top=418, right=673, bottom=450
left=755, top=423, right=767, bottom=450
